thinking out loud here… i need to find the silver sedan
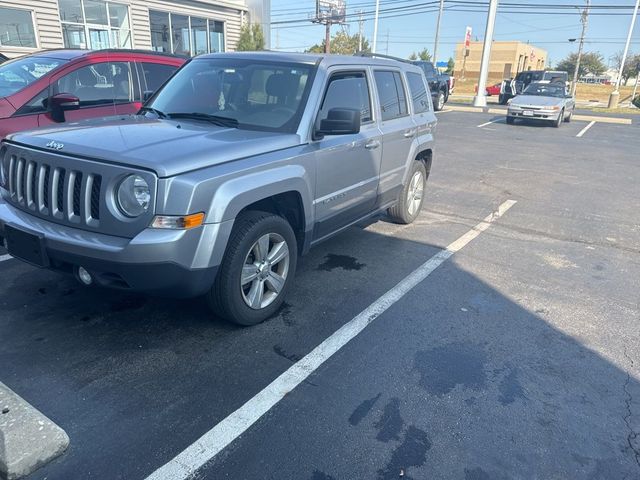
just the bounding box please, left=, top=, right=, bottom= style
left=507, top=82, right=576, bottom=127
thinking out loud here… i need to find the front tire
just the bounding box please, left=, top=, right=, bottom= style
left=208, top=211, right=297, bottom=326
left=553, top=110, right=563, bottom=128
left=388, top=161, right=427, bottom=224
left=506, top=116, right=515, bottom=125
left=564, top=109, right=572, bottom=123
left=498, top=94, right=509, bottom=105
left=434, top=90, right=445, bottom=111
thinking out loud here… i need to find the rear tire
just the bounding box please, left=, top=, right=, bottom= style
left=388, top=161, right=427, bottom=224
left=208, top=211, right=297, bottom=326
left=498, top=94, right=509, bottom=105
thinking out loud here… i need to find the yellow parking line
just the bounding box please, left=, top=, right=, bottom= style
left=447, top=105, right=484, bottom=113
left=573, top=114, right=632, bottom=125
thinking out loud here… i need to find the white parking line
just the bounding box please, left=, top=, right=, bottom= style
left=477, top=119, right=502, bottom=128
left=576, top=120, right=596, bottom=138
left=144, top=199, right=518, bottom=480
left=0, top=254, right=12, bottom=262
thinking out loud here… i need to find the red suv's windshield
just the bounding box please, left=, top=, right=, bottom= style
left=0, top=56, right=68, bottom=97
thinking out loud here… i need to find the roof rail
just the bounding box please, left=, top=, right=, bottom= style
left=353, top=51, right=412, bottom=65
left=91, top=48, right=190, bottom=59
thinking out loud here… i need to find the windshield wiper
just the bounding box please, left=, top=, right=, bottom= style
left=139, top=106, right=168, bottom=119
left=167, top=112, right=239, bottom=128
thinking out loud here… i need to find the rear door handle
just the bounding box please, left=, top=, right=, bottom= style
left=403, top=129, right=417, bottom=138
left=365, top=140, right=381, bottom=150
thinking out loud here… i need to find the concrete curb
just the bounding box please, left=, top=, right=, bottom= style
left=0, top=382, right=69, bottom=480
left=445, top=105, right=633, bottom=125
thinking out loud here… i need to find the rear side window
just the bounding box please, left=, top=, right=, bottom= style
left=374, top=70, right=408, bottom=121
left=319, top=71, right=372, bottom=123
left=406, top=72, right=430, bottom=114
left=141, top=62, right=179, bottom=92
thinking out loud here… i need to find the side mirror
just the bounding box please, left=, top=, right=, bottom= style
left=49, top=93, right=80, bottom=123
left=143, top=90, right=154, bottom=102
left=315, top=108, right=361, bottom=139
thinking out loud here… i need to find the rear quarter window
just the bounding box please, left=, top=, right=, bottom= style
left=406, top=72, right=430, bottom=114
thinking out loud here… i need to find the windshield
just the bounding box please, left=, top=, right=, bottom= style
left=0, top=56, right=67, bottom=97
left=523, top=83, right=566, bottom=98
left=148, top=58, right=316, bottom=133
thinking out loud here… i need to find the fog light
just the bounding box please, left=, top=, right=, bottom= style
left=76, top=266, right=93, bottom=286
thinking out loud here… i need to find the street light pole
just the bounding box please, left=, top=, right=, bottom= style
left=571, top=0, right=590, bottom=97
left=372, top=0, right=380, bottom=53
left=473, top=0, right=499, bottom=107
left=608, top=0, right=640, bottom=108
left=433, top=0, right=445, bottom=67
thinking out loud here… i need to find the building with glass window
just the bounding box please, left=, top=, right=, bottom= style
left=0, top=0, right=269, bottom=59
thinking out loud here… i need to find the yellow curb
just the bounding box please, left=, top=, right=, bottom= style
left=573, top=114, right=632, bottom=125
left=447, top=105, right=483, bottom=113
left=487, top=108, right=507, bottom=114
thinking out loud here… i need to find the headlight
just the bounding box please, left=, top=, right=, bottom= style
left=116, top=174, right=150, bottom=217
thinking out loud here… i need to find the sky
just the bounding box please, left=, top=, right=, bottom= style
left=269, top=0, right=640, bottom=69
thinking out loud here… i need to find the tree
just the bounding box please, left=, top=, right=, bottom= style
left=236, top=23, right=265, bottom=51
left=612, top=51, right=640, bottom=85
left=556, top=51, right=606, bottom=78
left=307, top=31, right=370, bottom=55
left=446, top=57, right=455, bottom=74
left=408, top=48, right=431, bottom=62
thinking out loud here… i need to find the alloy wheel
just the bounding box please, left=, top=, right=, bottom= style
left=407, top=170, right=425, bottom=217
left=240, top=233, right=290, bottom=309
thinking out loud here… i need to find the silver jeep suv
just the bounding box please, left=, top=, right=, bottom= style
left=0, top=52, right=436, bottom=325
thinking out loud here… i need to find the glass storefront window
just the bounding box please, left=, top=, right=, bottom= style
left=171, top=14, right=190, bottom=56
left=58, top=0, right=130, bottom=50
left=150, top=10, right=225, bottom=57
left=62, top=24, right=87, bottom=49
left=84, top=0, right=109, bottom=25
left=191, top=17, right=208, bottom=56
left=0, top=7, right=37, bottom=48
left=59, top=0, right=84, bottom=23
left=149, top=10, right=171, bottom=53
left=209, top=20, right=224, bottom=53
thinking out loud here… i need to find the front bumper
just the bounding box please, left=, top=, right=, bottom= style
left=507, top=108, right=560, bottom=121
left=0, top=198, right=232, bottom=298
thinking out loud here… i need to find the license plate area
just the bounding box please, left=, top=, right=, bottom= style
left=522, top=110, right=534, bottom=116
left=4, top=224, right=49, bottom=267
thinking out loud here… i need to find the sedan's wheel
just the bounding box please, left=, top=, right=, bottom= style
left=388, top=161, right=427, bottom=224
left=564, top=109, right=572, bottom=123
left=553, top=110, right=563, bottom=128
left=435, top=91, right=445, bottom=111
left=506, top=116, right=515, bottom=125
left=208, top=211, right=297, bottom=326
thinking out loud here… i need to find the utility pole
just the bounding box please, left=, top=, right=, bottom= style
left=571, top=0, right=590, bottom=97
left=609, top=0, right=639, bottom=108
left=325, top=21, right=331, bottom=53
left=473, top=0, right=499, bottom=107
left=358, top=10, right=364, bottom=52
left=433, top=0, right=445, bottom=68
left=372, top=0, right=380, bottom=53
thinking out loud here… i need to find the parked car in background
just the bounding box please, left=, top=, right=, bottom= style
left=474, top=82, right=501, bottom=97
left=0, top=52, right=436, bottom=326
left=499, top=70, right=569, bottom=105
left=0, top=49, right=186, bottom=139
left=412, top=60, right=454, bottom=111
left=507, top=81, right=575, bottom=127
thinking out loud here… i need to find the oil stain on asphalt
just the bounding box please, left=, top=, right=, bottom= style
left=348, top=393, right=382, bottom=426
left=377, top=426, right=431, bottom=480
left=374, top=398, right=404, bottom=442
left=317, top=254, right=366, bottom=272
left=414, top=343, right=487, bottom=396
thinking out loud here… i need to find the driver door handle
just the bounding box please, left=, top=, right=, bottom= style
left=365, top=140, right=381, bottom=150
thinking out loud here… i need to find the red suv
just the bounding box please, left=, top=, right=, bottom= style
left=0, top=49, right=186, bottom=139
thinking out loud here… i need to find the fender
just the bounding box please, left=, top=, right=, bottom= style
left=401, top=126, right=435, bottom=186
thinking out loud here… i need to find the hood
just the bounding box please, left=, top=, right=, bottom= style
left=6, top=115, right=302, bottom=177
left=512, top=95, right=563, bottom=107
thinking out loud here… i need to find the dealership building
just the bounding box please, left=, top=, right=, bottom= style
left=0, top=0, right=270, bottom=59
left=454, top=41, right=548, bottom=82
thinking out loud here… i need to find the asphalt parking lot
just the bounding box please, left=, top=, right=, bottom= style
left=1, top=108, right=639, bottom=479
